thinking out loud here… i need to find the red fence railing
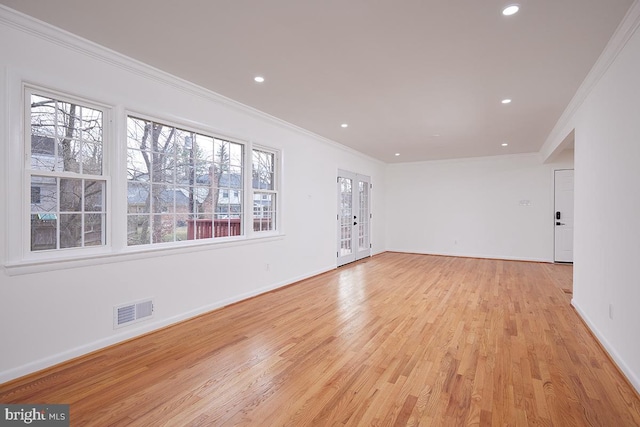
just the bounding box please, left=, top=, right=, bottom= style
left=187, top=219, right=242, bottom=239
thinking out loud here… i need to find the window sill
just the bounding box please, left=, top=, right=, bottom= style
left=3, top=233, right=286, bottom=276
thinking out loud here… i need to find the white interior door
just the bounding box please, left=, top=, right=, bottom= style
left=554, top=169, right=574, bottom=263
left=337, top=170, right=371, bottom=266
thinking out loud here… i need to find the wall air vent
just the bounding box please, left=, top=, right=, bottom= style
left=114, top=299, right=154, bottom=329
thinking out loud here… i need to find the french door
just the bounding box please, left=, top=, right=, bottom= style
left=337, top=170, right=371, bottom=266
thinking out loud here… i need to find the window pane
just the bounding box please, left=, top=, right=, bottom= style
left=31, top=135, right=56, bottom=156
left=214, top=139, right=229, bottom=164
left=175, top=215, right=188, bottom=241
left=229, top=142, right=243, bottom=167
left=84, top=180, right=104, bottom=212
left=57, top=101, right=82, bottom=140
left=230, top=191, right=242, bottom=218
left=85, top=213, right=105, bottom=246
left=31, top=186, right=41, bottom=204
left=128, top=182, right=150, bottom=213
left=60, top=213, right=82, bottom=248
left=151, top=184, right=173, bottom=213
left=152, top=214, right=174, bottom=243
left=193, top=187, right=213, bottom=213
left=30, top=95, right=56, bottom=138
left=59, top=139, right=81, bottom=173
left=155, top=125, right=177, bottom=153
left=227, top=167, right=242, bottom=189
left=31, top=176, right=57, bottom=213
left=151, top=152, right=176, bottom=183
left=252, top=150, right=274, bottom=190
left=229, top=216, right=242, bottom=236
left=176, top=134, right=195, bottom=186
left=30, top=135, right=58, bottom=171
left=214, top=214, right=242, bottom=237
left=253, top=193, right=275, bottom=232
left=127, top=117, right=151, bottom=151
left=60, top=178, right=82, bottom=212
left=128, top=215, right=150, bottom=246
left=174, top=185, right=195, bottom=215
left=195, top=135, right=214, bottom=181
left=30, top=95, right=104, bottom=178
left=81, top=142, right=102, bottom=175
left=81, top=106, right=102, bottom=143
left=31, top=214, right=57, bottom=251
left=188, top=215, right=213, bottom=240
left=128, top=149, right=149, bottom=181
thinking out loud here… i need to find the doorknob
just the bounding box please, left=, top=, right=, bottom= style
left=354, top=221, right=358, bottom=226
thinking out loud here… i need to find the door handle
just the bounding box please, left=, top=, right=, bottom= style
left=556, top=222, right=565, bottom=226
left=354, top=222, right=358, bottom=226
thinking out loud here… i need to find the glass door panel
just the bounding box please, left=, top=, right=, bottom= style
left=337, top=170, right=370, bottom=266
left=339, top=176, right=353, bottom=258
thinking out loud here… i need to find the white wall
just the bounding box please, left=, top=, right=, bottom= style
left=386, top=153, right=573, bottom=262
left=569, top=20, right=640, bottom=392
left=0, top=9, right=386, bottom=382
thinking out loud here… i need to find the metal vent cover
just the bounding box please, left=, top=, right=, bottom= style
left=114, top=299, right=154, bottom=329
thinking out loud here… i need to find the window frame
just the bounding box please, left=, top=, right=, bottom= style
left=125, top=113, right=248, bottom=246
left=22, top=85, right=112, bottom=260
left=251, top=145, right=280, bottom=234
left=123, top=110, right=282, bottom=248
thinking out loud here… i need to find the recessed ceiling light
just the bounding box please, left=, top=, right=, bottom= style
left=502, top=4, right=520, bottom=16
left=341, top=123, right=348, bottom=128
left=501, top=99, right=512, bottom=104
left=395, top=153, right=400, bottom=156
left=502, top=143, right=509, bottom=147
left=432, top=134, right=441, bottom=137
left=254, top=76, right=265, bottom=83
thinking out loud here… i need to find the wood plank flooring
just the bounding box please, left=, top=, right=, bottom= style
left=1, top=253, right=639, bottom=426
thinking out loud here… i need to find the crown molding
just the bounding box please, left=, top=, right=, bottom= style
left=0, top=5, right=384, bottom=165
left=540, top=0, right=640, bottom=161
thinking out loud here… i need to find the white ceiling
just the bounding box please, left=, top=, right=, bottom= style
left=0, top=0, right=633, bottom=163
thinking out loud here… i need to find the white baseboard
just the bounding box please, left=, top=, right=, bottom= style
left=572, top=299, right=640, bottom=395
left=384, top=248, right=552, bottom=263
left=0, top=264, right=336, bottom=384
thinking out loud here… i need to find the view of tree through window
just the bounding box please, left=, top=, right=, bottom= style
left=126, top=117, right=244, bottom=245
left=24, top=89, right=279, bottom=256
left=252, top=149, right=277, bottom=232
left=29, top=93, right=106, bottom=251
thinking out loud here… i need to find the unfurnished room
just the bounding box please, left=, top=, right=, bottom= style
left=1, top=1, right=640, bottom=425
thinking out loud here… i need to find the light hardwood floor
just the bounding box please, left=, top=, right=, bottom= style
left=1, top=253, right=639, bottom=426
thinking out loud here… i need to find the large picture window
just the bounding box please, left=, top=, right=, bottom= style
left=27, top=91, right=107, bottom=251
left=126, top=117, right=244, bottom=246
